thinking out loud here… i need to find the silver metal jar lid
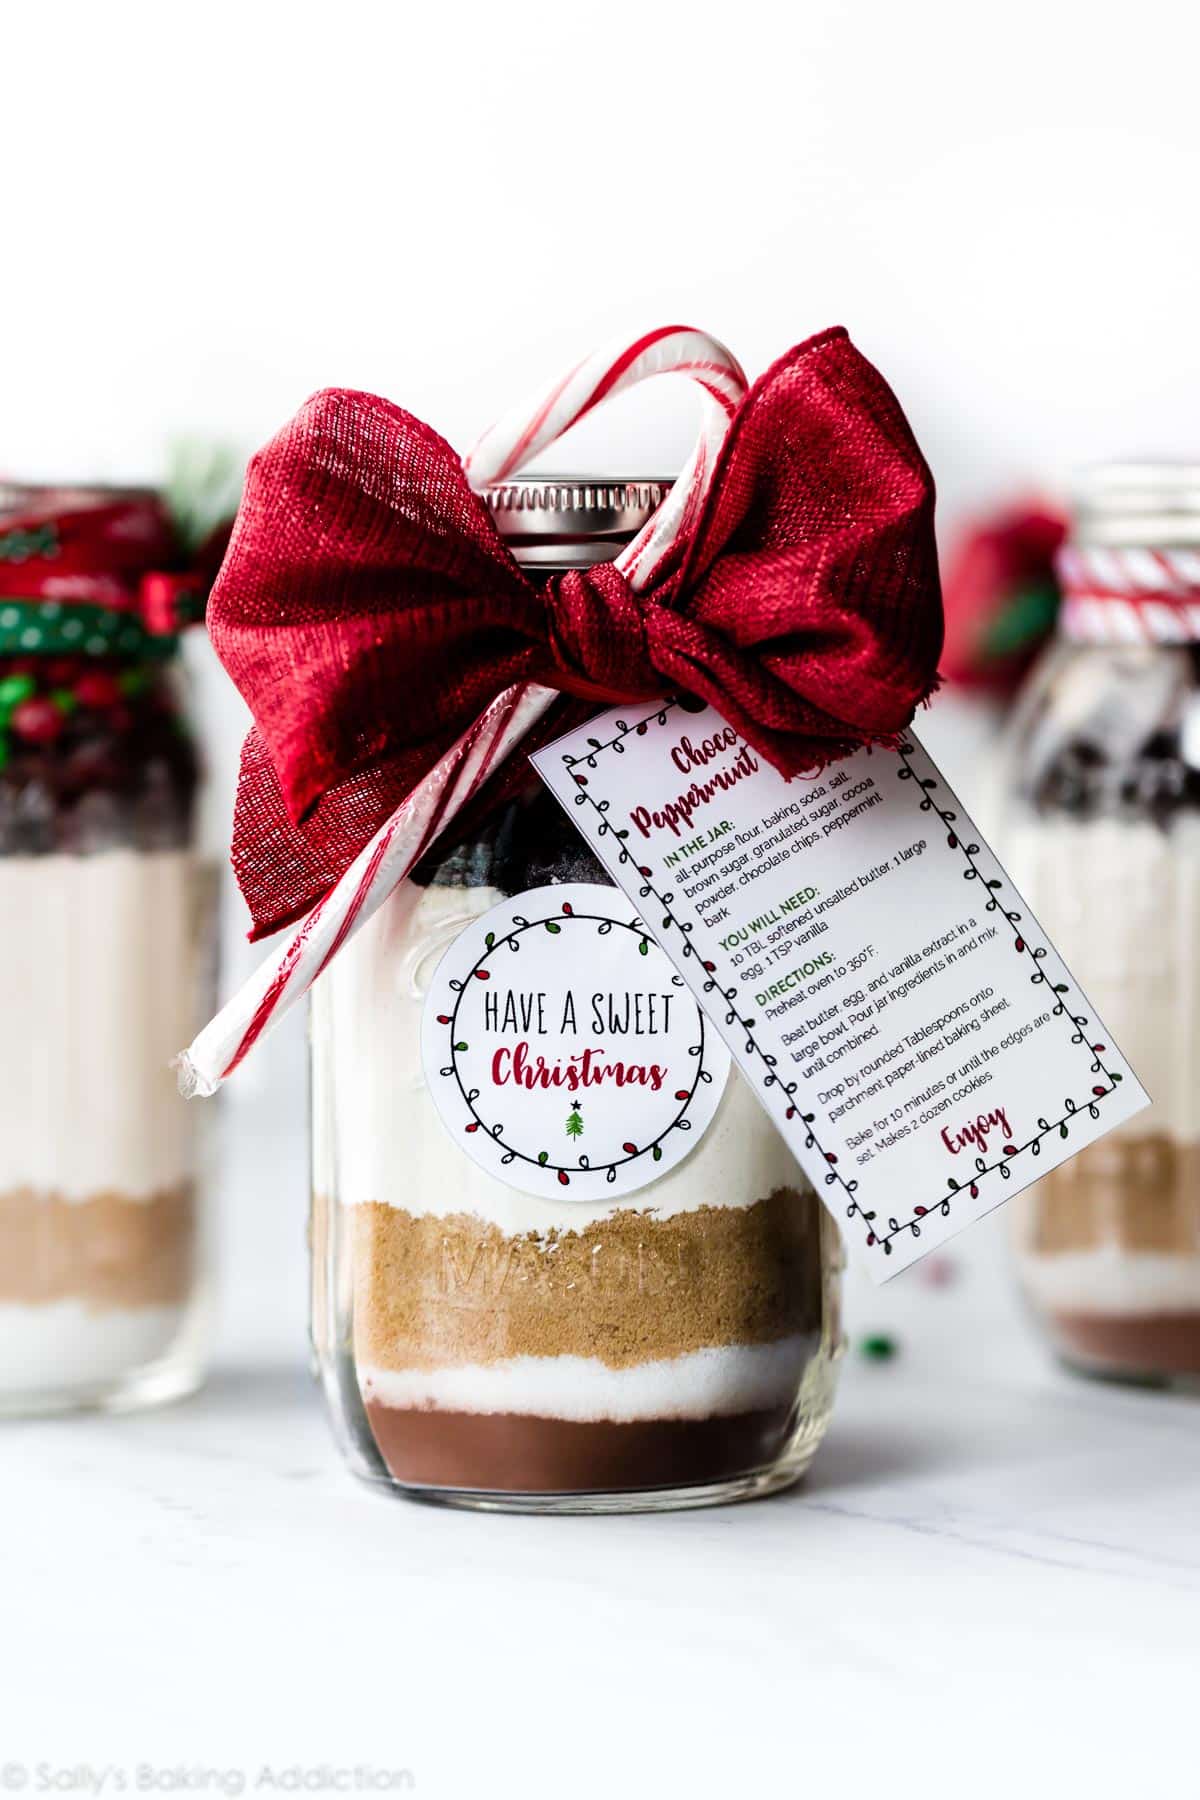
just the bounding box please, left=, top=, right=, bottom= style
left=482, top=476, right=673, bottom=567
left=1071, top=463, right=1200, bottom=548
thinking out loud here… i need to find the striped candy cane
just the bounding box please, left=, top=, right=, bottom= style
left=466, top=324, right=746, bottom=588
left=177, top=326, right=747, bottom=1095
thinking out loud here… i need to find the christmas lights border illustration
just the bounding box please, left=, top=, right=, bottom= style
left=557, top=701, right=1124, bottom=1257
left=433, top=900, right=717, bottom=1187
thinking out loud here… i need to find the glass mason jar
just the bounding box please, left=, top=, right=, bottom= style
left=0, top=485, right=215, bottom=1413
left=1005, top=465, right=1200, bottom=1384
left=311, top=478, right=845, bottom=1512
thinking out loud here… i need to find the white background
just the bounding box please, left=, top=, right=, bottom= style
left=3, top=5, right=1200, bottom=1792
left=4, top=0, right=1200, bottom=510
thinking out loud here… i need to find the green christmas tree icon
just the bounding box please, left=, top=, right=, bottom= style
left=565, top=1101, right=584, bottom=1140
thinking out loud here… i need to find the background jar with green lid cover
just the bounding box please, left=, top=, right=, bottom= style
left=309, top=476, right=846, bottom=1513
left=0, top=483, right=220, bottom=1414
left=1003, top=464, right=1200, bottom=1384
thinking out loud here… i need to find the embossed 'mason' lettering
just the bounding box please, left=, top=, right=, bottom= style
left=585, top=1238, right=689, bottom=1296
left=638, top=1239, right=689, bottom=1296
left=438, top=1226, right=696, bottom=1307
left=438, top=1235, right=499, bottom=1298
left=438, top=1234, right=562, bottom=1303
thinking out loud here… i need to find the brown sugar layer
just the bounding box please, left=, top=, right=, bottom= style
left=0, top=1184, right=195, bottom=1308
left=350, top=1187, right=826, bottom=1371
left=364, top=1399, right=797, bottom=1494
left=1048, top=1310, right=1200, bottom=1381
left=1027, top=1136, right=1200, bottom=1255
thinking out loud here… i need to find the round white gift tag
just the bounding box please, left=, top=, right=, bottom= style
left=421, top=882, right=730, bottom=1200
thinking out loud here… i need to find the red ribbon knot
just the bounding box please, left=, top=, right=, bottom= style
left=542, top=562, right=659, bottom=701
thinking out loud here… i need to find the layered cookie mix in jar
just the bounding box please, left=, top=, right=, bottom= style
left=1005, top=465, right=1200, bottom=1383
left=0, top=486, right=216, bottom=1412
left=310, top=494, right=845, bottom=1508
left=184, top=326, right=948, bottom=1509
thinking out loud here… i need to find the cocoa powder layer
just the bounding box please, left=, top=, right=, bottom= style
left=350, top=1187, right=826, bottom=1371
left=1048, top=1310, right=1200, bottom=1381
left=1027, top=1136, right=1200, bottom=1255
left=364, top=1400, right=797, bottom=1493
left=0, top=1184, right=195, bottom=1308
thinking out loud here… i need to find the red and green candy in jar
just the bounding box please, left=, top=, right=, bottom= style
left=0, top=653, right=164, bottom=770
left=0, top=479, right=229, bottom=789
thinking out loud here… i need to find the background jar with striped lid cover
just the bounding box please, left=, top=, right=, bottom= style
left=0, top=482, right=222, bottom=1415
left=1002, top=464, right=1200, bottom=1383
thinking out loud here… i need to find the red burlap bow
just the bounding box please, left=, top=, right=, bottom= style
left=211, top=327, right=943, bottom=939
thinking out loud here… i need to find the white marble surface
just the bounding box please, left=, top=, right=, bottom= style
left=1, top=1090, right=1197, bottom=1800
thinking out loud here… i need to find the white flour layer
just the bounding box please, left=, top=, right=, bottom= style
left=1005, top=816, right=1200, bottom=1144
left=0, top=1300, right=186, bottom=1394
left=313, top=878, right=804, bottom=1231
left=0, top=851, right=203, bottom=1200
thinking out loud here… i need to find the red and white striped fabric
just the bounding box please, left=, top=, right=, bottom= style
left=177, top=326, right=746, bottom=1097
left=1058, top=545, right=1200, bottom=644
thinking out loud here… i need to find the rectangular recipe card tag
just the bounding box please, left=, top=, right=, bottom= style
left=531, top=698, right=1150, bottom=1281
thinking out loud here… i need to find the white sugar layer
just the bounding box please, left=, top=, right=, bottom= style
left=0, top=851, right=204, bottom=1200
left=358, top=1335, right=811, bottom=1422
left=1019, top=1248, right=1200, bottom=1316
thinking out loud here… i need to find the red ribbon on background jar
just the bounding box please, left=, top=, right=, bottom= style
left=178, top=323, right=945, bottom=1096
left=0, top=487, right=212, bottom=644
left=0, top=485, right=222, bottom=761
